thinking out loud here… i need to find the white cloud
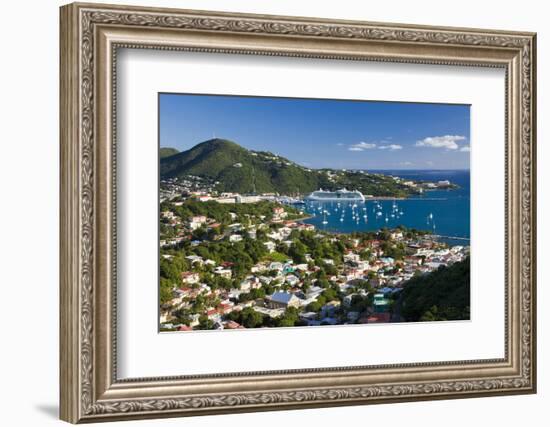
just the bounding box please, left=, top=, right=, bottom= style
left=348, top=141, right=377, bottom=151
left=379, top=144, right=403, bottom=151
left=425, top=161, right=434, bottom=166
left=460, top=145, right=471, bottom=152
left=336, top=143, right=344, bottom=146
left=399, top=161, right=414, bottom=166
left=415, top=135, right=466, bottom=150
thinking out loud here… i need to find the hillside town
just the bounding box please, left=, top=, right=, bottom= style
left=159, top=185, right=469, bottom=332
left=160, top=172, right=456, bottom=204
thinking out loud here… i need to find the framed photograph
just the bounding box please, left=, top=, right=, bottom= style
left=60, top=2, right=537, bottom=423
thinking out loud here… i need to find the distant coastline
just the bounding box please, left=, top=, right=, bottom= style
left=160, top=139, right=461, bottom=199
left=301, top=170, right=470, bottom=240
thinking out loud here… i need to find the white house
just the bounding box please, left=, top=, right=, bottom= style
left=189, top=215, right=207, bottom=230
left=185, top=255, right=204, bottom=265
left=161, top=210, right=175, bottom=219
left=214, top=267, right=232, bottom=279
left=285, top=274, right=300, bottom=287
left=189, top=313, right=200, bottom=327
left=390, top=231, right=404, bottom=241
left=344, top=252, right=361, bottom=263
left=263, top=241, right=276, bottom=253
left=259, top=275, right=273, bottom=285
left=269, top=262, right=284, bottom=272
left=267, top=231, right=283, bottom=241
left=180, top=272, right=199, bottom=285
left=294, top=263, right=309, bottom=271
left=239, top=279, right=255, bottom=292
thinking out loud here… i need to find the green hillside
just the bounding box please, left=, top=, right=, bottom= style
left=159, top=147, right=179, bottom=159
left=160, top=138, right=417, bottom=196
left=401, top=257, right=470, bottom=322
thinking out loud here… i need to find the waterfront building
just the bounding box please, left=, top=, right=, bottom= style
left=236, top=195, right=261, bottom=203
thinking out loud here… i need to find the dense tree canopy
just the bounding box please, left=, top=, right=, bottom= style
left=401, top=257, right=470, bottom=322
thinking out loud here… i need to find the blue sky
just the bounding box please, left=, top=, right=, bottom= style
left=159, top=93, right=470, bottom=170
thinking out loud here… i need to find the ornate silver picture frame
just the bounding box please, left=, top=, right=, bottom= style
left=60, top=2, right=536, bottom=423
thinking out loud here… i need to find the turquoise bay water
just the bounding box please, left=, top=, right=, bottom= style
left=302, top=170, right=470, bottom=243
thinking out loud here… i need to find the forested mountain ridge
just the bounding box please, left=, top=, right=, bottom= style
left=159, top=147, right=179, bottom=159
left=160, top=138, right=418, bottom=197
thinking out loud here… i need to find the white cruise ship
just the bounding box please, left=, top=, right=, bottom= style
left=305, top=188, right=365, bottom=201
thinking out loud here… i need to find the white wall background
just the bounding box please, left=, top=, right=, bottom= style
left=0, top=0, right=546, bottom=426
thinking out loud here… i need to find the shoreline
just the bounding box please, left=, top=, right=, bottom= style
left=288, top=214, right=313, bottom=222
left=300, top=223, right=471, bottom=243
left=295, top=216, right=470, bottom=243
left=285, top=189, right=459, bottom=203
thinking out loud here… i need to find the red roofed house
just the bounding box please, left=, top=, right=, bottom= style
left=206, top=308, right=221, bottom=321
left=272, top=206, right=288, bottom=221
left=366, top=312, right=391, bottom=323
left=225, top=320, right=244, bottom=329
left=218, top=302, right=235, bottom=314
